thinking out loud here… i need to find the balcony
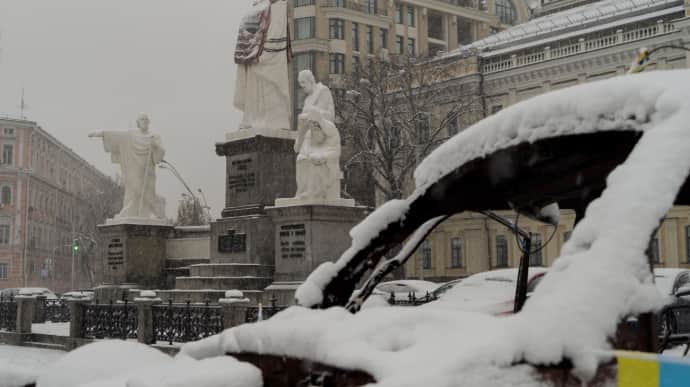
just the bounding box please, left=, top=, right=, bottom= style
left=320, top=0, right=388, bottom=17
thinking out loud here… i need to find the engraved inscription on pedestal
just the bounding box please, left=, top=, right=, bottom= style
left=218, top=230, right=247, bottom=253
left=107, top=238, right=124, bottom=271
left=279, top=224, right=306, bottom=259
left=228, top=156, right=256, bottom=195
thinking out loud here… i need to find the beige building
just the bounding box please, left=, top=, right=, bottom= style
left=405, top=0, right=690, bottom=281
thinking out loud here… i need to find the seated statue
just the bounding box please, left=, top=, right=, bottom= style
left=293, top=70, right=343, bottom=202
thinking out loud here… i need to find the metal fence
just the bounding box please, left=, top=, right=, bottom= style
left=44, top=299, right=70, bottom=323
left=152, top=300, right=223, bottom=345
left=0, top=295, right=17, bottom=331
left=387, top=291, right=436, bottom=306
left=245, top=297, right=288, bottom=323
left=81, top=299, right=137, bottom=339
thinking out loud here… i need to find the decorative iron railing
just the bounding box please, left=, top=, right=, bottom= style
left=81, top=300, right=137, bottom=339
left=0, top=296, right=17, bottom=331
left=44, top=299, right=70, bottom=323
left=482, top=20, right=678, bottom=74
left=152, top=300, right=223, bottom=345
left=387, top=291, right=436, bottom=306
left=245, top=298, right=289, bottom=323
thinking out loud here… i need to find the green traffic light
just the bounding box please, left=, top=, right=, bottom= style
left=73, top=244, right=80, bottom=252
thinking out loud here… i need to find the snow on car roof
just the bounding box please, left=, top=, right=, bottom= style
left=183, top=70, right=690, bottom=385
left=376, top=280, right=439, bottom=293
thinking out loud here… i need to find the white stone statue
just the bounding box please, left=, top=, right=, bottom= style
left=233, top=0, right=291, bottom=133
left=89, top=113, right=168, bottom=223
left=275, top=70, right=354, bottom=207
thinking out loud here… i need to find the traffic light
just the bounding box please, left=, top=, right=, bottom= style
left=72, top=239, right=81, bottom=253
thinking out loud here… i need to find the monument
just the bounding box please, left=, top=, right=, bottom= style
left=90, top=113, right=173, bottom=294
left=265, top=70, right=365, bottom=304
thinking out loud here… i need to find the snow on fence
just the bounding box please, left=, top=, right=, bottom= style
left=81, top=299, right=138, bottom=340
left=482, top=20, right=678, bottom=74
left=387, top=291, right=436, bottom=306
left=44, top=299, right=70, bottom=323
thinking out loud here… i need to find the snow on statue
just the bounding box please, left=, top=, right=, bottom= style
left=234, top=0, right=291, bottom=131
left=89, top=113, right=167, bottom=223
left=275, top=70, right=354, bottom=207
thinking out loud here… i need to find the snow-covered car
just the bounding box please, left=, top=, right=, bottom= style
left=430, top=278, right=463, bottom=299
left=0, top=287, right=58, bottom=300
left=60, top=290, right=95, bottom=301
left=427, top=268, right=547, bottom=315
left=374, top=279, right=439, bottom=302
left=654, top=268, right=690, bottom=339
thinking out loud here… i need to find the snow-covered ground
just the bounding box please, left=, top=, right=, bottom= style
left=0, top=344, right=64, bottom=387
left=31, top=322, right=69, bottom=336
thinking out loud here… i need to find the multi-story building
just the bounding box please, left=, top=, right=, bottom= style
left=287, top=0, right=531, bottom=205
left=0, top=116, right=120, bottom=293
left=404, top=0, right=690, bottom=281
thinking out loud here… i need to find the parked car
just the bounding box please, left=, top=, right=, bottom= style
left=654, top=268, right=690, bottom=339
left=0, top=287, right=58, bottom=299
left=60, top=290, right=95, bottom=301
left=426, top=268, right=548, bottom=315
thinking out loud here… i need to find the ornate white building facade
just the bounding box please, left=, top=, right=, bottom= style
left=405, top=0, right=690, bottom=281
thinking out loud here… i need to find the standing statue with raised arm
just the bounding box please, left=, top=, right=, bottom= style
left=89, top=113, right=167, bottom=222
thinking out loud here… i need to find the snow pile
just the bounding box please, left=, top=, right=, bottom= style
left=36, top=341, right=262, bottom=387
left=0, top=364, right=42, bottom=387
left=0, top=345, right=64, bottom=387
left=296, top=199, right=410, bottom=306
left=183, top=70, right=690, bottom=385
left=415, top=70, right=690, bottom=189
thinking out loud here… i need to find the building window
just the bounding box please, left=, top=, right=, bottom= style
left=450, top=238, right=463, bottom=268
left=352, top=56, right=361, bottom=75
left=379, top=28, right=388, bottom=50
left=407, top=37, right=416, bottom=56
left=420, top=239, right=432, bottom=270
left=396, top=35, right=404, bottom=54
left=295, top=0, right=315, bottom=6
left=448, top=115, right=459, bottom=137
left=686, top=226, right=690, bottom=263
left=395, top=3, right=403, bottom=24
left=495, top=0, right=517, bottom=25
left=415, top=112, right=430, bottom=142
left=650, top=235, right=661, bottom=264
left=294, top=17, right=315, bottom=40
left=496, top=235, right=508, bottom=267
left=529, top=233, right=543, bottom=266
left=0, top=224, right=9, bottom=245
left=352, top=22, right=360, bottom=51
left=2, top=145, right=13, bottom=166
left=0, top=262, right=6, bottom=279
left=427, top=12, right=445, bottom=40
left=407, top=6, right=416, bottom=27
left=3, top=128, right=15, bottom=137
left=366, top=26, right=374, bottom=52
left=329, top=18, right=345, bottom=40
left=457, top=17, right=474, bottom=45
left=329, top=53, right=345, bottom=74
left=364, top=0, right=377, bottom=14
left=1, top=186, right=10, bottom=205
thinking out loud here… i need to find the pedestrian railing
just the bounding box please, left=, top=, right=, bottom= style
left=152, top=300, right=223, bottom=345
left=387, top=291, right=436, bottom=306
left=44, top=299, right=70, bottom=323
left=0, top=295, right=17, bottom=331
left=81, top=299, right=137, bottom=340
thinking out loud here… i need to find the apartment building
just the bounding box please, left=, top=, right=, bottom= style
left=0, top=117, right=120, bottom=293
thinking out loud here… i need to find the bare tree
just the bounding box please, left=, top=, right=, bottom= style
left=175, top=193, right=211, bottom=226
left=336, top=56, right=483, bottom=202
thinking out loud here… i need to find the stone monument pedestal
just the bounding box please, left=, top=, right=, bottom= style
left=264, top=204, right=368, bottom=304
left=98, top=223, right=174, bottom=290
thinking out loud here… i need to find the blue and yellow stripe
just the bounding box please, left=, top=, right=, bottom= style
left=616, top=351, right=690, bottom=387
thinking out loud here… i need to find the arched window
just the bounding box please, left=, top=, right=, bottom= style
left=1, top=185, right=11, bottom=205
left=495, top=0, right=517, bottom=25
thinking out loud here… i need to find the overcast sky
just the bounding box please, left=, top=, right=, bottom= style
left=0, top=0, right=255, bottom=218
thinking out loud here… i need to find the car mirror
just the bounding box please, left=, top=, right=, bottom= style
left=675, top=285, right=690, bottom=298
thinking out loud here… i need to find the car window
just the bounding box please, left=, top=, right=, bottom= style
left=673, top=273, right=690, bottom=294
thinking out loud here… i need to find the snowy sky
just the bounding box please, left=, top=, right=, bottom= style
left=0, top=0, right=254, bottom=218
